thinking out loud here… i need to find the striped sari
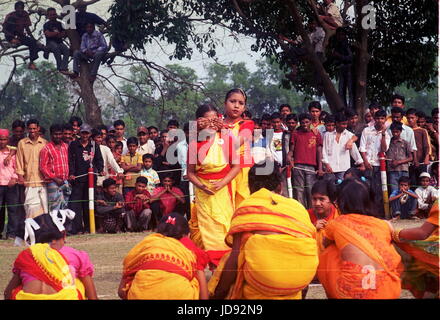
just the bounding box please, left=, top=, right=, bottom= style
left=121, top=233, right=199, bottom=300
left=12, top=243, right=85, bottom=300
left=208, top=188, right=319, bottom=299
left=188, top=132, right=236, bottom=265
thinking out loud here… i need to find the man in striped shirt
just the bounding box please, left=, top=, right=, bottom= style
left=39, top=124, right=71, bottom=212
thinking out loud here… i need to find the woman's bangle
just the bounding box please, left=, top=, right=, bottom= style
left=392, top=228, right=403, bottom=243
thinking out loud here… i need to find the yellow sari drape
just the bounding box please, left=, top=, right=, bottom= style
left=190, top=133, right=235, bottom=264
left=122, top=233, right=199, bottom=300
left=208, top=188, right=319, bottom=299
left=13, top=243, right=85, bottom=300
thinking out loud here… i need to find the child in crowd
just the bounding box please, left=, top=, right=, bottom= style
left=308, top=179, right=339, bottom=253
left=124, top=176, right=153, bottom=232
left=279, top=104, right=292, bottom=130
left=282, top=113, right=298, bottom=175
left=118, top=212, right=209, bottom=299
left=308, top=101, right=326, bottom=137
left=268, top=112, right=284, bottom=167
left=389, top=176, right=418, bottom=220
left=406, top=108, right=431, bottom=185
left=107, top=138, right=124, bottom=193
left=139, top=153, right=160, bottom=194
left=95, top=178, right=125, bottom=233
left=150, top=174, right=185, bottom=224
left=251, top=118, right=271, bottom=164
left=415, top=172, right=438, bottom=218
left=386, top=122, right=413, bottom=194
left=285, top=113, right=298, bottom=132
left=323, top=114, right=336, bottom=135
left=121, top=137, right=142, bottom=196
left=288, top=113, right=324, bottom=209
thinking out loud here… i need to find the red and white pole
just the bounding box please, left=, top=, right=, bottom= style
left=379, top=151, right=391, bottom=219
left=88, top=167, right=96, bottom=234
left=286, top=165, right=293, bottom=199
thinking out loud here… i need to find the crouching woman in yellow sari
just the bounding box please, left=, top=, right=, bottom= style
left=317, top=179, right=403, bottom=299
left=209, top=161, right=319, bottom=299
left=187, top=104, right=241, bottom=266
left=392, top=200, right=439, bottom=298
left=118, top=213, right=209, bottom=300
left=4, top=213, right=97, bottom=300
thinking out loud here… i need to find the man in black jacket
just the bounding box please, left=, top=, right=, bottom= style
left=67, top=123, right=104, bottom=234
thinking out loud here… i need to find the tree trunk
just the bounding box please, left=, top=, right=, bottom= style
left=353, top=0, right=370, bottom=120
left=284, top=0, right=346, bottom=113
left=62, top=1, right=103, bottom=126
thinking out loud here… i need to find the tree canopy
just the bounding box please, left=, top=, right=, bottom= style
left=108, top=0, right=438, bottom=114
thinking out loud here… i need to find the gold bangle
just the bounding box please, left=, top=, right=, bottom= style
left=392, top=228, right=402, bottom=243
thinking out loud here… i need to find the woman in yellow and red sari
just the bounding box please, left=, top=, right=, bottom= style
left=222, top=88, right=255, bottom=209
left=187, top=104, right=241, bottom=266
left=118, top=213, right=209, bottom=300
left=4, top=213, right=97, bottom=300
left=317, top=179, right=403, bottom=299
left=392, top=200, right=438, bottom=298
left=209, top=161, right=319, bottom=299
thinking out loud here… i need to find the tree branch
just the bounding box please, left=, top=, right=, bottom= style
left=0, top=56, right=17, bottom=101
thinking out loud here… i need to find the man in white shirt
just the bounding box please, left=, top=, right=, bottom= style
left=136, top=126, right=156, bottom=156
left=92, top=129, right=123, bottom=188
left=359, top=109, right=391, bottom=217
left=322, top=113, right=364, bottom=180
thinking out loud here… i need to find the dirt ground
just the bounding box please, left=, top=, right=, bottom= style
left=0, top=219, right=424, bottom=300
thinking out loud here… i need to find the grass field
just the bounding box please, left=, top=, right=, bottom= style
left=0, top=219, right=423, bottom=300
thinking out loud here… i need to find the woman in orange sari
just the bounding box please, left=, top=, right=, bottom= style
left=222, top=88, right=255, bottom=209
left=317, top=179, right=403, bottom=299
left=4, top=213, right=98, bottom=300
left=392, top=200, right=438, bottom=298
left=209, top=161, right=318, bottom=299
left=118, top=212, right=209, bottom=300
left=187, top=104, right=241, bottom=266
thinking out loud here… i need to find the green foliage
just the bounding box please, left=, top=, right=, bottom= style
left=114, top=64, right=204, bottom=129
left=108, top=0, right=438, bottom=108
left=0, top=61, right=75, bottom=131
left=365, top=0, right=438, bottom=105
left=115, top=58, right=305, bottom=124
left=393, top=80, right=438, bottom=116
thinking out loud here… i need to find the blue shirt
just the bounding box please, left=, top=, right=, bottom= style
left=390, top=189, right=417, bottom=198
left=80, top=30, right=107, bottom=54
